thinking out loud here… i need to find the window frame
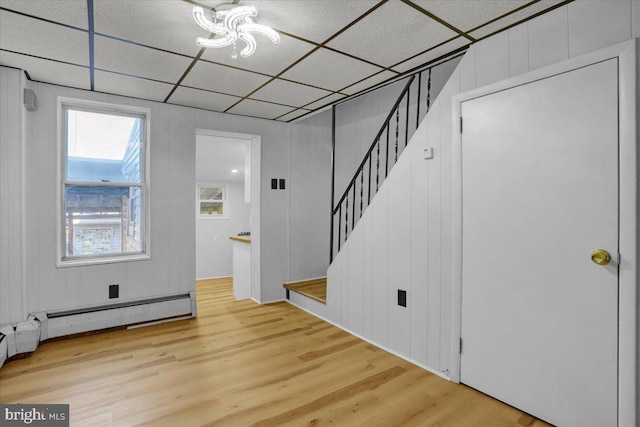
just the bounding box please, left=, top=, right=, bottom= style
left=57, top=97, right=151, bottom=267
left=196, top=183, right=228, bottom=219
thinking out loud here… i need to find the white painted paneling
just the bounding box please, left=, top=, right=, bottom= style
left=436, top=66, right=460, bottom=374
left=166, top=107, right=197, bottom=296
left=508, top=24, right=530, bottom=77
left=11, top=74, right=292, bottom=325
left=369, top=185, right=389, bottom=347
left=256, top=125, right=291, bottom=302
left=340, top=239, right=350, bottom=327
left=361, top=212, right=373, bottom=338
left=386, top=155, right=412, bottom=357
left=289, top=110, right=332, bottom=282
left=329, top=255, right=342, bottom=323
left=475, top=31, right=510, bottom=88
left=0, top=67, right=25, bottom=325
left=634, top=0, right=640, bottom=38
left=425, top=100, right=442, bottom=370
left=319, top=0, right=636, bottom=395
left=528, top=6, right=569, bottom=70
left=409, top=123, right=429, bottom=365
left=334, top=80, right=406, bottom=199
left=459, top=44, right=477, bottom=92
left=347, top=222, right=364, bottom=335
left=568, top=0, right=632, bottom=58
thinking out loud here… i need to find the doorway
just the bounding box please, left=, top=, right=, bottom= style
left=195, top=129, right=261, bottom=302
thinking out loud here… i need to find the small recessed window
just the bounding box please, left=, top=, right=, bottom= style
left=59, top=99, right=150, bottom=266
left=197, top=184, right=227, bottom=218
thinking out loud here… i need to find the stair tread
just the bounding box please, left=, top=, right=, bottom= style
left=284, top=278, right=327, bottom=304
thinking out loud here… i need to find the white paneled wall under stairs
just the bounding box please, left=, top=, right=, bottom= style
left=285, top=0, right=640, bottom=382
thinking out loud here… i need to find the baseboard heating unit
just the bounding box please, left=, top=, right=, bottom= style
left=0, top=291, right=196, bottom=368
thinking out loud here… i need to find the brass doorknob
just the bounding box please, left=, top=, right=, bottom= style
left=591, top=249, right=611, bottom=266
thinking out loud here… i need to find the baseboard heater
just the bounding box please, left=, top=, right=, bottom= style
left=42, top=292, right=196, bottom=340
left=0, top=292, right=196, bottom=369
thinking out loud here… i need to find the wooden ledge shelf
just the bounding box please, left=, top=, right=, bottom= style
left=229, top=236, right=251, bottom=243
left=284, top=278, right=327, bottom=304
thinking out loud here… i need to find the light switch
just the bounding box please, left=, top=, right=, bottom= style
left=423, top=147, right=434, bottom=160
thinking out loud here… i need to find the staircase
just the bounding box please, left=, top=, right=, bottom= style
left=283, top=278, right=327, bottom=304
left=286, top=59, right=454, bottom=309
left=330, top=66, right=434, bottom=261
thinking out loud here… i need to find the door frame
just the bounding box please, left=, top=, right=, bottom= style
left=450, top=39, right=637, bottom=426
left=196, top=128, right=262, bottom=303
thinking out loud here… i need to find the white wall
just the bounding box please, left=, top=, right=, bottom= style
left=326, top=0, right=639, bottom=382
left=0, top=67, right=26, bottom=325
left=0, top=73, right=298, bottom=323
left=289, top=109, right=333, bottom=281
left=195, top=182, right=250, bottom=279
left=333, top=56, right=462, bottom=202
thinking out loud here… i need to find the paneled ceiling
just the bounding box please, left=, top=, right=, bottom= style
left=0, top=0, right=570, bottom=122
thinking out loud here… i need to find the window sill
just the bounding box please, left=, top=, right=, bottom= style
left=57, top=253, right=151, bottom=268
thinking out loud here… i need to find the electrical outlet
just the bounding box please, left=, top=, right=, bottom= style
left=398, top=289, right=407, bottom=307
left=109, top=284, right=119, bottom=299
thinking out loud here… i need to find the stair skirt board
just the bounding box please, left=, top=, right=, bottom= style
left=43, top=293, right=196, bottom=340
left=286, top=290, right=328, bottom=318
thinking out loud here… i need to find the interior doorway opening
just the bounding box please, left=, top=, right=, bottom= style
left=195, top=129, right=261, bottom=302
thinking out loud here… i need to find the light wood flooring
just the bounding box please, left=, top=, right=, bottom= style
left=284, top=278, right=327, bottom=304
left=0, top=278, right=551, bottom=426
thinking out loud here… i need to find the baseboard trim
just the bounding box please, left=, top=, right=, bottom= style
left=285, top=299, right=452, bottom=382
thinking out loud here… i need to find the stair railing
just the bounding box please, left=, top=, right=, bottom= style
left=330, top=67, right=432, bottom=262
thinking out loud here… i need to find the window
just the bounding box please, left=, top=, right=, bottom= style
left=59, top=99, right=150, bottom=265
left=197, top=184, right=227, bottom=218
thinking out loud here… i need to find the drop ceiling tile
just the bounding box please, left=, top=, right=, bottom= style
left=0, top=10, right=89, bottom=65
left=281, top=47, right=383, bottom=92
left=251, top=78, right=332, bottom=108
left=94, top=70, right=174, bottom=102
left=227, top=99, right=295, bottom=120
left=94, top=0, right=201, bottom=56
left=201, top=33, right=316, bottom=76
left=0, top=50, right=90, bottom=89
left=392, top=37, right=470, bottom=73
left=341, top=70, right=398, bottom=95
left=303, top=93, right=347, bottom=110
left=0, top=0, right=88, bottom=29
left=244, top=0, right=379, bottom=44
left=94, top=35, right=192, bottom=83
left=411, top=0, right=529, bottom=33
left=469, top=1, right=566, bottom=40
left=277, top=109, right=314, bottom=122
left=167, top=86, right=240, bottom=112
left=181, top=60, right=271, bottom=97
left=326, top=1, right=458, bottom=68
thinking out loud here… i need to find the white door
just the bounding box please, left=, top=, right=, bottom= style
left=460, top=59, right=619, bottom=427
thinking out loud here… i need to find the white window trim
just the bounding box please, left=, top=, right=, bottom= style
left=196, top=183, right=229, bottom=219
left=56, top=97, right=151, bottom=268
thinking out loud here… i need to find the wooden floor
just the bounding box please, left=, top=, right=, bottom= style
left=0, top=278, right=550, bottom=427
left=283, top=278, right=327, bottom=304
